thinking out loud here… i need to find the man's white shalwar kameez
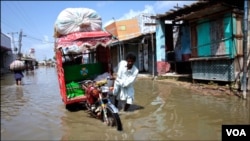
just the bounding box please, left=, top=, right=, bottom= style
left=113, top=60, right=139, bottom=104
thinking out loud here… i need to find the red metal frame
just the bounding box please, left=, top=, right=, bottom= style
left=56, top=50, right=87, bottom=105
left=55, top=31, right=112, bottom=105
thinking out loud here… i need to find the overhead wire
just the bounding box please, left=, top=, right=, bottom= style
left=12, top=2, right=40, bottom=43
left=3, top=2, right=53, bottom=43
left=1, top=20, right=17, bottom=32
left=2, top=2, right=22, bottom=30
left=25, top=35, right=54, bottom=44
left=2, top=1, right=55, bottom=57
left=14, top=1, right=45, bottom=37
left=12, top=2, right=32, bottom=32
left=2, top=1, right=59, bottom=60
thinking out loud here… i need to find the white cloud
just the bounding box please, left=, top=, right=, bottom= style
left=96, top=1, right=107, bottom=7
left=119, top=5, right=155, bottom=20
left=96, top=1, right=114, bottom=8
left=143, top=5, right=156, bottom=14
left=154, top=1, right=197, bottom=13
left=29, top=35, right=54, bottom=61
left=43, top=35, right=49, bottom=44
left=103, top=4, right=156, bottom=27
left=33, top=43, right=54, bottom=61
left=103, top=1, right=197, bottom=27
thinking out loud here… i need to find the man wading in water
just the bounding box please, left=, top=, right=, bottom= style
left=111, top=52, right=139, bottom=112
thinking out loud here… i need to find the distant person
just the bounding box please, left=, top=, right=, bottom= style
left=12, top=57, right=24, bottom=86
left=14, top=70, right=24, bottom=85
left=111, top=52, right=139, bottom=112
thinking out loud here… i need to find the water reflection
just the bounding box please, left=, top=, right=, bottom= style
left=1, top=68, right=249, bottom=140
left=1, top=85, right=26, bottom=120
left=15, top=86, right=24, bottom=99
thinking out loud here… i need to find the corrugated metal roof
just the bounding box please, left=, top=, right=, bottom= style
left=155, top=1, right=210, bottom=20
left=156, top=0, right=244, bottom=21
left=176, top=3, right=233, bottom=21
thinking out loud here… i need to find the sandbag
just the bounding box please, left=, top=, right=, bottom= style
left=9, top=60, right=25, bottom=71
left=54, top=8, right=102, bottom=36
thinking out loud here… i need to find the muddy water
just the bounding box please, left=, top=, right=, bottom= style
left=1, top=67, right=249, bottom=140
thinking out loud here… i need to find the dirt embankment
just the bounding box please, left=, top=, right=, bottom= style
left=138, top=75, right=247, bottom=98
left=158, top=79, right=241, bottom=96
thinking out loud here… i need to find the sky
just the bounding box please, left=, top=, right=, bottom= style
left=1, top=1, right=196, bottom=62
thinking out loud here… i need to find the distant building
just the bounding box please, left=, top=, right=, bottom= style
left=104, top=13, right=156, bottom=74
left=1, top=32, right=15, bottom=74
left=105, top=13, right=155, bottom=41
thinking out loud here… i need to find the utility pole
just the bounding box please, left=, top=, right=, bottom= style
left=17, top=29, right=27, bottom=57
left=145, top=15, right=157, bottom=79
left=242, top=0, right=249, bottom=99
left=7, top=32, right=18, bottom=53
left=18, top=29, right=23, bottom=56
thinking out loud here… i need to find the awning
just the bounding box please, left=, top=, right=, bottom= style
left=55, top=31, right=113, bottom=50
left=1, top=46, right=12, bottom=52
left=109, top=32, right=154, bottom=47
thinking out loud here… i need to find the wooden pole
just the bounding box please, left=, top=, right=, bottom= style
left=242, top=0, right=249, bottom=99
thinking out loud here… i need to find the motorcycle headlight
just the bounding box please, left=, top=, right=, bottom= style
left=101, top=86, right=109, bottom=93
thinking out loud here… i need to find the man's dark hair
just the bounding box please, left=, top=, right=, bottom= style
left=125, top=52, right=136, bottom=62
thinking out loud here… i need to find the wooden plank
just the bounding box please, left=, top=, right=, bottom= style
left=144, top=23, right=157, bottom=26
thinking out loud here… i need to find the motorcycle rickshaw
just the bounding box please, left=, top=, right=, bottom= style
left=54, top=31, right=122, bottom=131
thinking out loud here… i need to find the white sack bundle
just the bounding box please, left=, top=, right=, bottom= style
left=10, top=60, right=25, bottom=71
left=54, top=8, right=102, bottom=35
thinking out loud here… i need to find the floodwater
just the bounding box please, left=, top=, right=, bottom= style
left=1, top=67, right=249, bottom=140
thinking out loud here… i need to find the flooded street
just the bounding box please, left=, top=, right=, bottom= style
left=1, top=67, right=249, bottom=140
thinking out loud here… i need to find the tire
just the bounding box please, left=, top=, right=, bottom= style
left=105, top=107, right=123, bottom=131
